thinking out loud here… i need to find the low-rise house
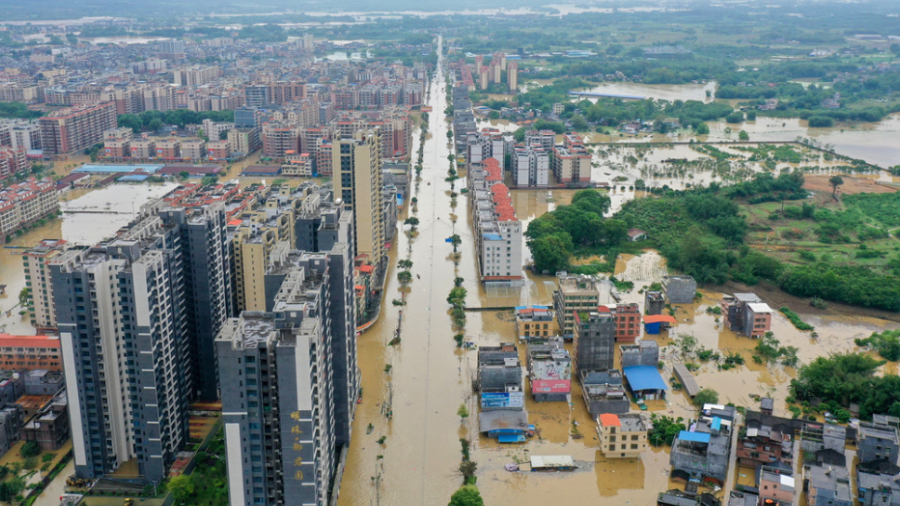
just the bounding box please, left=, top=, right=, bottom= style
left=662, top=275, right=696, bottom=304
left=527, top=339, right=571, bottom=402
left=580, top=369, right=629, bottom=417
left=598, top=303, right=641, bottom=342
left=645, top=290, right=665, bottom=315
left=736, top=419, right=794, bottom=469
left=21, top=389, right=68, bottom=450
left=727, top=490, right=759, bottom=506
left=621, top=341, right=659, bottom=368
left=858, top=421, right=900, bottom=465
left=670, top=409, right=735, bottom=485
left=597, top=412, right=648, bottom=458
left=758, top=466, right=795, bottom=506
left=0, top=405, right=23, bottom=457
left=857, top=461, right=900, bottom=506
left=477, top=343, right=524, bottom=411
left=721, top=293, right=772, bottom=338
left=804, top=463, right=851, bottom=506
left=515, top=305, right=557, bottom=341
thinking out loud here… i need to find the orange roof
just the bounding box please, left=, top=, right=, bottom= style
left=227, top=219, right=242, bottom=226
left=358, top=264, right=374, bottom=273
left=0, top=334, right=59, bottom=348
left=643, top=315, right=677, bottom=324
left=599, top=413, right=621, bottom=427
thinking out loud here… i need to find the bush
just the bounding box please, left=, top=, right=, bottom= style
left=725, top=112, right=745, bottom=124
left=780, top=307, right=815, bottom=331
left=693, top=388, right=719, bottom=407
left=20, top=441, right=40, bottom=458
left=808, top=116, right=834, bottom=128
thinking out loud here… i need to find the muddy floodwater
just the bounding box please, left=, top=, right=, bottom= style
left=577, top=81, right=718, bottom=104
left=339, top=37, right=900, bottom=505
left=0, top=183, right=177, bottom=335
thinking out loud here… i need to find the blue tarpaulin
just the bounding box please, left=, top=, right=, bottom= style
left=677, top=431, right=711, bottom=444
left=623, top=366, right=668, bottom=392
left=498, top=434, right=526, bottom=443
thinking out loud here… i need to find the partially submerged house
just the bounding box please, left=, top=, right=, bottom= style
left=670, top=407, right=736, bottom=485
left=721, top=293, right=772, bottom=338
left=527, top=338, right=571, bottom=402
left=580, top=369, right=629, bottom=417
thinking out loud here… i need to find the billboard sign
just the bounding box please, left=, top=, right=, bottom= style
left=531, top=379, right=571, bottom=394
left=481, top=392, right=525, bottom=409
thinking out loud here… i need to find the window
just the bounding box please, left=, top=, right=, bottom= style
left=631, top=444, right=638, bottom=450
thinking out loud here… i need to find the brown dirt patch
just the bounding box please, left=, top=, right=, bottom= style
left=804, top=175, right=896, bottom=195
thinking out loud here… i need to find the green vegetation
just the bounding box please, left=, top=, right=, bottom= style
left=855, top=330, right=900, bottom=362
left=117, top=109, right=234, bottom=133
left=790, top=353, right=900, bottom=420
left=753, top=332, right=799, bottom=367
left=0, top=103, right=41, bottom=120
left=526, top=189, right=630, bottom=273
left=19, top=441, right=40, bottom=458
left=448, top=485, right=484, bottom=506
left=693, top=389, right=719, bottom=407
left=648, top=414, right=686, bottom=446
left=780, top=307, right=814, bottom=331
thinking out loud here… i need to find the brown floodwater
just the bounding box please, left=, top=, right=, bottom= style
left=0, top=183, right=177, bottom=335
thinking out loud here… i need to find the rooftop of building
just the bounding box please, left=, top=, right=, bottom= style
left=0, top=334, right=60, bottom=348
left=860, top=421, right=899, bottom=441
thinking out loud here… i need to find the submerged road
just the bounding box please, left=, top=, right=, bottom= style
left=338, top=35, right=478, bottom=506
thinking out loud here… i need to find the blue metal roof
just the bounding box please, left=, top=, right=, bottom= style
left=623, top=365, right=668, bottom=392
left=711, top=417, right=722, bottom=431
left=677, top=431, right=711, bottom=443
left=75, top=164, right=164, bottom=174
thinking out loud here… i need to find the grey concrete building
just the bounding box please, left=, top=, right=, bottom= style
left=620, top=341, right=659, bottom=368
left=217, top=254, right=336, bottom=506
left=0, top=405, right=23, bottom=457
left=804, top=463, right=851, bottom=506
left=645, top=290, right=665, bottom=315
left=574, top=311, right=615, bottom=373
left=858, top=465, right=900, bottom=506
left=858, top=421, right=900, bottom=465
left=670, top=414, right=734, bottom=485
left=23, top=369, right=64, bottom=395
left=52, top=227, right=190, bottom=483
left=580, top=369, right=629, bottom=417
left=159, top=202, right=234, bottom=401
left=50, top=195, right=234, bottom=483
left=292, top=188, right=359, bottom=450
left=662, top=275, right=697, bottom=304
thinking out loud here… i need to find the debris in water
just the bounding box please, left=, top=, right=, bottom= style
left=504, top=464, right=519, bottom=472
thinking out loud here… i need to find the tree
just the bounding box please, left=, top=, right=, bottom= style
left=570, top=114, right=588, bottom=131
left=18, top=287, right=29, bottom=310
left=449, top=234, right=462, bottom=253
left=168, top=474, right=195, bottom=503
left=398, top=259, right=413, bottom=270
left=179, top=171, right=190, bottom=180
left=829, top=175, right=844, bottom=200
left=448, top=485, right=483, bottom=506
left=220, top=130, right=229, bottom=140
left=570, top=189, right=611, bottom=216
left=446, top=130, right=454, bottom=139
left=738, top=130, right=749, bottom=141
left=693, top=388, right=719, bottom=408
left=530, top=234, right=570, bottom=274
left=454, top=277, right=464, bottom=287
left=20, top=440, right=40, bottom=458
left=404, top=217, right=420, bottom=231
left=457, top=403, right=469, bottom=420
left=397, top=271, right=412, bottom=285
left=0, top=477, right=23, bottom=502
left=197, top=128, right=209, bottom=142
left=695, top=122, right=710, bottom=135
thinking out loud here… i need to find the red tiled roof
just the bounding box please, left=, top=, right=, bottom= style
left=0, top=334, right=59, bottom=349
